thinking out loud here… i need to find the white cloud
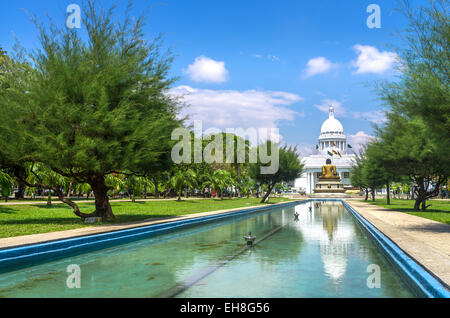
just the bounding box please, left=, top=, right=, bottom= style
left=295, top=143, right=317, bottom=157
left=303, top=57, right=337, bottom=78
left=168, top=86, right=303, bottom=142
left=353, top=110, right=387, bottom=124
left=352, top=45, right=399, bottom=74
left=314, top=99, right=346, bottom=117
left=347, top=131, right=376, bottom=153
left=314, top=98, right=387, bottom=124
left=183, top=55, right=229, bottom=84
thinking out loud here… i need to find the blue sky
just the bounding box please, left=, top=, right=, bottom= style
left=0, top=0, right=425, bottom=155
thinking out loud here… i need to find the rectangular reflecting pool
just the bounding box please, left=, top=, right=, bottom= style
left=0, top=201, right=419, bottom=297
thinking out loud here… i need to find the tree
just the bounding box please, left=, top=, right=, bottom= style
left=350, top=149, right=370, bottom=201
left=371, top=113, right=447, bottom=210
left=0, top=1, right=182, bottom=219
left=381, top=0, right=449, bottom=149
left=170, top=168, right=197, bottom=201
left=26, top=163, right=69, bottom=206
left=361, top=145, right=393, bottom=203
left=200, top=169, right=234, bottom=200
left=249, top=143, right=303, bottom=203
left=0, top=170, right=13, bottom=202
left=372, top=1, right=449, bottom=210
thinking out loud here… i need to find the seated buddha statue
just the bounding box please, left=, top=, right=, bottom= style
left=319, top=158, right=340, bottom=180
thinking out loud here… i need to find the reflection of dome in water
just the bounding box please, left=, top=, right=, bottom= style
left=293, top=203, right=355, bottom=282
left=321, top=244, right=348, bottom=281
left=319, top=204, right=354, bottom=282
left=320, top=237, right=350, bottom=282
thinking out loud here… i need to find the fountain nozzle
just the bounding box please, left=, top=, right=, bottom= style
left=244, top=232, right=256, bottom=246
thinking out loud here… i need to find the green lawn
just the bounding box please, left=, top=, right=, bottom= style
left=0, top=197, right=295, bottom=238
left=365, top=198, right=450, bottom=225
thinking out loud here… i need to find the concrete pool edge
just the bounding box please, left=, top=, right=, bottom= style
left=0, top=200, right=302, bottom=271
left=341, top=200, right=450, bottom=298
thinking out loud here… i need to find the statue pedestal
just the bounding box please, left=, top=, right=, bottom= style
left=309, top=177, right=349, bottom=198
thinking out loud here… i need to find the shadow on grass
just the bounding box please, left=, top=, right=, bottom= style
left=367, top=201, right=450, bottom=214
left=30, top=204, right=73, bottom=209
left=0, top=207, right=16, bottom=214
left=388, top=207, right=450, bottom=214
left=0, top=214, right=184, bottom=226
left=0, top=218, right=84, bottom=225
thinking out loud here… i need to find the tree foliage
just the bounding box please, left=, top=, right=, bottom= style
left=249, top=143, right=304, bottom=203
left=0, top=1, right=182, bottom=219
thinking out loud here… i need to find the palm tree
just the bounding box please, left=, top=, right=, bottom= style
left=170, top=168, right=197, bottom=201
left=106, top=174, right=126, bottom=199
left=27, top=163, right=68, bottom=206
left=0, top=170, right=13, bottom=202
left=76, top=183, right=92, bottom=200
left=201, top=169, right=235, bottom=200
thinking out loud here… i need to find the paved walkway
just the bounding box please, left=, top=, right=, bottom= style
left=346, top=200, right=450, bottom=288
left=0, top=201, right=296, bottom=250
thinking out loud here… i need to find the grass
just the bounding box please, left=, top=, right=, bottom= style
left=364, top=198, right=450, bottom=225
left=0, top=197, right=295, bottom=238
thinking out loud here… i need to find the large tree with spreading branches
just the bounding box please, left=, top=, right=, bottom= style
left=0, top=1, right=182, bottom=219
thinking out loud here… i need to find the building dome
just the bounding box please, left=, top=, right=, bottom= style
left=320, top=106, right=344, bottom=135
left=318, top=106, right=347, bottom=155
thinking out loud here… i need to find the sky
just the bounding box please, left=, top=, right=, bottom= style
left=0, top=0, right=426, bottom=156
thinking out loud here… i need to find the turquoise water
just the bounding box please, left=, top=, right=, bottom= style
left=0, top=201, right=416, bottom=297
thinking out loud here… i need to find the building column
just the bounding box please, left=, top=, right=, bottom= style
left=308, top=173, right=311, bottom=194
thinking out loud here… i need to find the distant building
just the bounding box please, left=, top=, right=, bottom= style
left=292, top=106, right=357, bottom=194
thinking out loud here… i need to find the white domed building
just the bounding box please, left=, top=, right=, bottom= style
left=293, top=106, right=357, bottom=194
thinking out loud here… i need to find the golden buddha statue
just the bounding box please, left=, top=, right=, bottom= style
left=320, top=158, right=340, bottom=180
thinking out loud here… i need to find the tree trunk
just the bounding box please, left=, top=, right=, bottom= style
left=178, top=190, right=182, bottom=201
left=13, top=165, right=27, bottom=199
left=421, top=199, right=427, bottom=211
left=184, top=188, right=188, bottom=199
left=261, top=184, right=274, bottom=203
left=67, top=179, right=73, bottom=198
left=365, top=189, right=369, bottom=201
left=386, top=183, right=390, bottom=205
left=88, top=174, right=115, bottom=219
left=47, top=192, right=52, bottom=207
left=413, top=178, right=424, bottom=211
left=414, top=198, right=421, bottom=210
left=15, top=182, right=26, bottom=199
left=154, top=178, right=159, bottom=199
left=372, top=188, right=375, bottom=202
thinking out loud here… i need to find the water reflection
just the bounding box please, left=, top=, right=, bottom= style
left=293, top=202, right=354, bottom=283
